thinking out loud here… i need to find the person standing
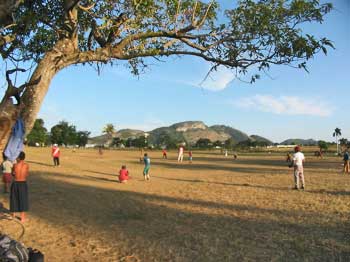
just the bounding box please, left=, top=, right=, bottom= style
left=10, top=151, right=29, bottom=223
left=292, top=146, right=305, bottom=190
left=162, top=149, right=167, bottom=159
left=188, top=150, right=193, bottom=163
left=1, top=153, right=13, bottom=193
left=177, top=145, right=184, bottom=162
left=51, top=144, right=60, bottom=166
left=143, top=153, right=151, bottom=181
left=343, top=149, right=349, bottom=174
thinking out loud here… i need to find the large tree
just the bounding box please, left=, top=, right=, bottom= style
left=26, top=118, right=49, bottom=146
left=102, top=123, right=116, bottom=137
left=50, top=120, right=77, bottom=145
left=0, top=0, right=334, bottom=151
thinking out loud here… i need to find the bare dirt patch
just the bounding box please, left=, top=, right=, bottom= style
left=1, top=148, right=349, bottom=261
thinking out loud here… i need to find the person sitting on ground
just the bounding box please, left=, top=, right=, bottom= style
left=143, top=153, right=151, bottom=181
left=291, top=146, right=305, bottom=190
left=343, top=149, right=349, bottom=174
left=10, top=151, right=29, bottom=223
left=1, top=153, right=13, bottom=193
left=118, top=165, right=130, bottom=183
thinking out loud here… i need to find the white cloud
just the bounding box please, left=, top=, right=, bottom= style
left=234, top=95, right=333, bottom=117
left=199, top=67, right=235, bottom=91
left=179, top=66, right=235, bottom=91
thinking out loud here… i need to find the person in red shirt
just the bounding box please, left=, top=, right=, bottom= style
left=162, top=149, right=167, bottom=159
left=51, top=144, right=61, bottom=166
left=118, top=165, right=129, bottom=183
left=188, top=150, right=193, bottom=163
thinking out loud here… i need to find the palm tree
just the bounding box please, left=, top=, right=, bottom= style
left=333, top=127, right=341, bottom=153
left=102, top=124, right=116, bottom=137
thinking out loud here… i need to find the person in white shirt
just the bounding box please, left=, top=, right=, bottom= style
left=177, top=145, right=184, bottom=162
left=292, top=146, right=305, bottom=190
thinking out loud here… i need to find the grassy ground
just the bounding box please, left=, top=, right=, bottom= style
left=0, top=147, right=349, bottom=262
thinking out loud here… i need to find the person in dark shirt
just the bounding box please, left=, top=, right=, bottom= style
left=343, top=150, right=349, bottom=174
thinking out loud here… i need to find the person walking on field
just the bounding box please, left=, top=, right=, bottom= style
left=1, top=153, right=13, bottom=193
left=343, top=149, right=349, bottom=174
left=177, top=145, right=184, bottom=162
left=52, top=144, right=60, bottom=166
left=143, top=153, right=151, bottom=181
left=10, top=151, right=29, bottom=223
left=291, top=146, right=305, bottom=190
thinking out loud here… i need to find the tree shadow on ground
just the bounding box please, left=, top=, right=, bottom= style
left=152, top=175, right=292, bottom=191
left=20, top=171, right=350, bottom=261
left=307, top=189, right=350, bottom=196
left=27, top=160, right=53, bottom=167
left=151, top=160, right=288, bottom=174
left=82, top=169, right=116, bottom=177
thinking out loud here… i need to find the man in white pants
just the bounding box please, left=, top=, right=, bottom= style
left=177, top=145, right=184, bottom=162
left=292, top=146, right=305, bottom=190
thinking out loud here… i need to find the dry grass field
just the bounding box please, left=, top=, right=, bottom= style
left=0, top=147, right=349, bottom=262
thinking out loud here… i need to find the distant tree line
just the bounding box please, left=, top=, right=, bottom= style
left=26, top=119, right=90, bottom=147
left=111, top=136, right=148, bottom=149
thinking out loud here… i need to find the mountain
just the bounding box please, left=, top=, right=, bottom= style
left=115, top=129, right=145, bottom=139
left=210, top=125, right=250, bottom=143
left=280, top=138, right=318, bottom=146
left=87, top=129, right=145, bottom=145
left=249, top=135, right=274, bottom=146
left=87, top=121, right=274, bottom=146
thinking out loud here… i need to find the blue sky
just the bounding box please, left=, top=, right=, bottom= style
left=2, top=0, right=349, bottom=143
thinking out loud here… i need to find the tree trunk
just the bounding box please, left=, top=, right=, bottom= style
left=0, top=38, right=77, bottom=152
left=0, top=98, right=20, bottom=152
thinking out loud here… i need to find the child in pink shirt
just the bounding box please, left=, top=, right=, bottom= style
left=118, top=165, right=129, bottom=183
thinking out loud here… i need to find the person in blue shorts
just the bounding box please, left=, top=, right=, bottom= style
left=143, top=153, right=151, bottom=181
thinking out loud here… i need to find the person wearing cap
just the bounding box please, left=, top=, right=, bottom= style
left=292, top=145, right=305, bottom=190
left=51, top=144, right=61, bottom=166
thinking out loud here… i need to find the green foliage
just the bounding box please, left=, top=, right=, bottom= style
left=133, top=135, right=148, bottom=148
left=224, top=138, right=236, bottom=149
left=50, top=120, right=90, bottom=146
left=333, top=128, right=341, bottom=137
left=158, top=132, right=180, bottom=149
left=50, top=121, right=77, bottom=145
left=111, top=137, right=124, bottom=147
left=76, top=131, right=91, bottom=147
left=26, top=118, right=49, bottom=146
left=236, top=139, right=269, bottom=149
left=1, top=0, right=334, bottom=83
left=213, top=140, right=223, bottom=147
left=102, top=123, right=116, bottom=136
left=339, top=138, right=348, bottom=147
left=195, top=138, right=212, bottom=148
left=318, top=140, right=328, bottom=151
